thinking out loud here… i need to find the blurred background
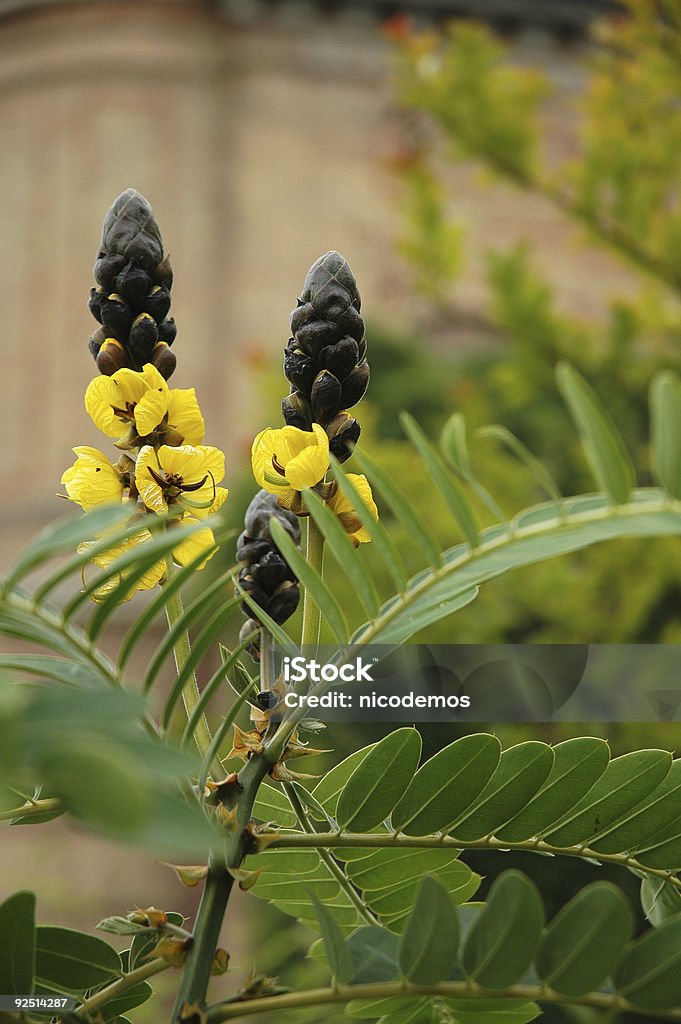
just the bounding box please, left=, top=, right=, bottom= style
left=3, top=0, right=681, bottom=1021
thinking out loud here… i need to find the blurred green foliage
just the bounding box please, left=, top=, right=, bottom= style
left=364, top=0, right=681, bottom=645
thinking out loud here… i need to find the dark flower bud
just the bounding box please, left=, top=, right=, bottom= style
left=88, top=326, right=106, bottom=358
left=236, top=490, right=301, bottom=657
left=96, top=338, right=129, bottom=375
left=327, top=412, right=361, bottom=463
left=153, top=254, right=174, bottom=290
left=290, top=300, right=314, bottom=335
left=269, top=581, right=300, bottom=624
left=89, top=190, right=176, bottom=377
left=295, top=319, right=340, bottom=357
left=336, top=304, right=365, bottom=342
left=93, top=252, right=125, bottom=291
left=143, top=285, right=172, bottom=324
left=310, top=369, right=342, bottom=424
left=301, top=251, right=360, bottom=311
left=283, top=251, right=368, bottom=431
left=88, top=287, right=105, bottom=324
left=319, top=336, right=359, bottom=379
left=341, top=360, right=370, bottom=407
left=284, top=342, right=317, bottom=393
left=281, top=391, right=312, bottom=430
left=239, top=619, right=261, bottom=660
left=157, top=317, right=177, bottom=346
left=101, top=189, right=163, bottom=272
left=128, top=313, right=159, bottom=366
left=113, top=260, right=152, bottom=310
left=152, top=341, right=176, bottom=380
left=100, top=293, right=133, bottom=342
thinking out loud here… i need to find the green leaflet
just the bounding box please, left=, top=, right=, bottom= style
left=640, top=877, right=681, bottom=927
left=614, top=914, right=681, bottom=1010
left=392, top=734, right=501, bottom=835
left=313, top=743, right=377, bottom=817
left=309, top=890, right=354, bottom=984
left=252, top=781, right=299, bottom=829
left=496, top=737, right=609, bottom=843
left=399, top=877, right=459, bottom=985
left=556, top=362, right=635, bottom=504
left=35, top=926, right=121, bottom=991
left=337, top=729, right=422, bottom=833
left=463, top=871, right=544, bottom=989
left=400, top=412, right=480, bottom=548
left=96, top=982, right=153, bottom=1021
left=650, top=370, right=681, bottom=499
left=346, top=927, right=399, bottom=983
left=535, top=882, right=633, bottom=996
left=590, top=756, right=681, bottom=854
left=450, top=742, right=554, bottom=840
left=544, top=749, right=672, bottom=848
left=0, top=891, right=36, bottom=995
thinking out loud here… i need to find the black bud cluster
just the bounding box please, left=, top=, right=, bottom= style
left=88, top=189, right=177, bottom=379
left=283, top=251, right=368, bottom=462
left=236, top=490, right=301, bottom=660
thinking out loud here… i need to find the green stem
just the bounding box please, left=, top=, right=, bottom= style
left=0, top=797, right=62, bottom=822
left=301, top=515, right=324, bottom=653
left=75, top=958, right=169, bottom=1016
left=263, top=829, right=681, bottom=892
left=283, top=783, right=380, bottom=927
left=205, top=980, right=681, bottom=1022
left=163, top=558, right=212, bottom=758
left=171, top=749, right=277, bottom=1020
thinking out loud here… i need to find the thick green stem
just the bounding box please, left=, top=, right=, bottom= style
left=204, top=979, right=681, bottom=1022
left=163, top=558, right=212, bottom=758
left=301, top=515, right=324, bottom=653
left=263, top=829, right=681, bottom=892
left=171, top=750, right=276, bottom=1020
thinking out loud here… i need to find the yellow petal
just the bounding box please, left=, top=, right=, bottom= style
left=134, top=386, right=168, bottom=437
left=156, top=444, right=197, bottom=479
left=84, top=376, right=123, bottom=437
left=285, top=427, right=329, bottom=490
left=135, top=446, right=168, bottom=515
left=251, top=428, right=288, bottom=493
left=328, top=473, right=377, bottom=544
left=167, top=388, right=205, bottom=446
left=139, top=363, right=169, bottom=392
left=173, top=516, right=218, bottom=569
left=61, top=448, right=124, bottom=511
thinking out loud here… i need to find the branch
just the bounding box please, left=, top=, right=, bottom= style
left=0, top=797, right=62, bottom=822
left=75, top=957, right=169, bottom=1016
left=262, top=829, right=681, bottom=893
left=205, top=979, right=681, bottom=1022
left=283, top=783, right=380, bottom=927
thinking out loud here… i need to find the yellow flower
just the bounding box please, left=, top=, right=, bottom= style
left=327, top=474, right=378, bottom=545
left=84, top=363, right=204, bottom=447
left=135, top=444, right=228, bottom=518
left=61, top=446, right=125, bottom=511
left=78, top=530, right=166, bottom=603
left=251, top=425, right=329, bottom=503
